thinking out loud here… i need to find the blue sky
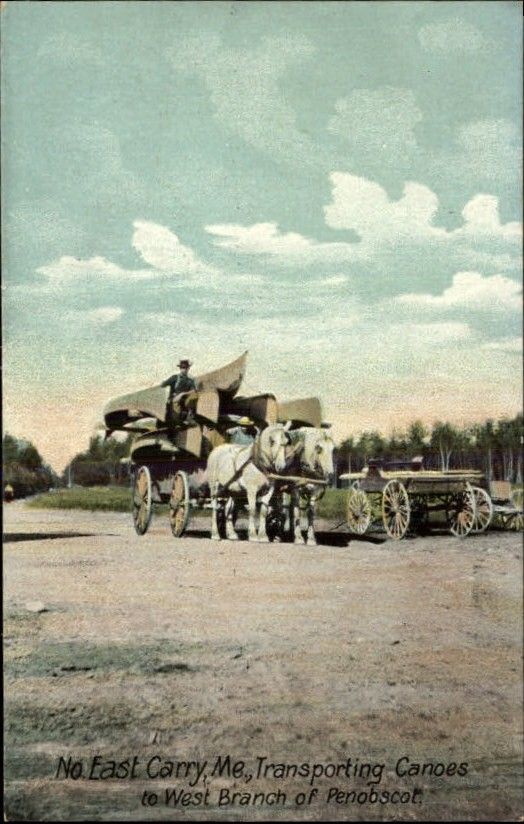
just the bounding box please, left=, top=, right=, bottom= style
left=2, top=1, right=522, bottom=471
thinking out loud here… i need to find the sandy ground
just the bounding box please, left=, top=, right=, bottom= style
left=4, top=501, right=523, bottom=822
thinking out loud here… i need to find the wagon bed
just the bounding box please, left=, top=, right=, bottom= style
left=341, top=461, right=489, bottom=539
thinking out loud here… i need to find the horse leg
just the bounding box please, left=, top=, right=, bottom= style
left=293, top=491, right=304, bottom=544
left=225, top=496, right=239, bottom=541
left=306, top=493, right=317, bottom=546
left=282, top=491, right=291, bottom=534
left=257, top=487, right=273, bottom=543
left=246, top=486, right=259, bottom=542
left=211, top=481, right=221, bottom=541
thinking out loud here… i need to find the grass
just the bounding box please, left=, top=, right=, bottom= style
left=25, top=483, right=522, bottom=523
left=27, top=486, right=133, bottom=512
left=315, top=488, right=346, bottom=520
left=28, top=484, right=349, bottom=520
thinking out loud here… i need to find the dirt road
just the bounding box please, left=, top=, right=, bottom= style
left=4, top=502, right=523, bottom=821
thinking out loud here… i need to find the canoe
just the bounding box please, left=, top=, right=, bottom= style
left=104, top=351, right=248, bottom=433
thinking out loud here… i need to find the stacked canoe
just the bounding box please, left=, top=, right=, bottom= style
left=103, top=351, right=324, bottom=462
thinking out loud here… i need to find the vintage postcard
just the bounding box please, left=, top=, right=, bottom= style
left=3, top=1, right=523, bottom=821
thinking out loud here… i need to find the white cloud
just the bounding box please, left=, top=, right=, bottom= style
left=35, top=220, right=267, bottom=296
left=328, top=87, right=422, bottom=156
left=132, top=220, right=212, bottom=274
left=310, top=274, right=350, bottom=287
left=482, top=337, right=522, bottom=353
left=166, top=34, right=320, bottom=167
left=457, top=194, right=522, bottom=242
left=324, top=173, right=444, bottom=240
left=396, top=271, right=522, bottom=312
left=388, top=321, right=472, bottom=343
left=36, top=255, right=157, bottom=285
left=80, top=306, right=123, bottom=324
left=206, top=174, right=521, bottom=277
left=205, top=221, right=356, bottom=262
left=323, top=173, right=521, bottom=270
left=432, top=119, right=521, bottom=191
left=458, top=120, right=521, bottom=182
left=418, top=18, right=485, bottom=53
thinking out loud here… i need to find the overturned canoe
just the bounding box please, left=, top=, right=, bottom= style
left=104, top=385, right=170, bottom=432
left=277, top=397, right=322, bottom=428
left=104, top=352, right=248, bottom=433
left=195, top=350, right=247, bottom=396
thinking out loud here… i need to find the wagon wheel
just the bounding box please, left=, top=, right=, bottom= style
left=509, top=489, right=523, bottom=531
left=346, top=487, right=372, bottom=535
left=169, top=471, right=190, bottom=537
left=448, top=482, right=476, bottom=537
left=382, top=479, right=410, bottom=540
left=470, top=486, right=493, bottom=534
left=132, top=466, right=153, bottom=535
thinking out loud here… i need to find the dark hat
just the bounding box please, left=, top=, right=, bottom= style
left=178, top=359, right=192, bottom=368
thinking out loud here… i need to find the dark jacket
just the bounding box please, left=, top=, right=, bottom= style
left=162, top=372, right=196, bottom=397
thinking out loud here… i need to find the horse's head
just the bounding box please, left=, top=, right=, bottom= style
left=258, top=422, right=290, bottom=472
left=302, top=428, right=335, bottom=479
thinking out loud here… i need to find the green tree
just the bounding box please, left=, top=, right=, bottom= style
left=18, top=442, right=44, bottom=470
left=406, top=420, right=428, bottom=457
left=337, top=436, right=355, bottom=474
left=431, top=421, right=459, bottom=471
left=3, top=433, right=20, bottom=463
left=497, top=415, right=523, bottom=481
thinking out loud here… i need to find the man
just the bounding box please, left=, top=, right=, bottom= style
left=162, top=359, right=196, bottom=398
left=226, top=416, right=259, bottom=445
left=162, top=359, right=197, bottom=425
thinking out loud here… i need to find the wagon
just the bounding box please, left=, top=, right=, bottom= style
left=341, top=458, right=490, bottom=540
left=106, top=352, right=251, bottom=538
left=105, top=353, right=329, bottom=540
left=131, top=457, right=207, bottom=537
left=488, top=481, right=524, bottom=531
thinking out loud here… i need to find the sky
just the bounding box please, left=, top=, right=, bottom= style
left=2, top=1, right=522, bottom=472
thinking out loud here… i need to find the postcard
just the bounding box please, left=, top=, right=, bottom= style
left=3, top=2, right=522, bottom=821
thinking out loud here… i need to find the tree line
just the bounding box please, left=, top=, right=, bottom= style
left=2, top=434, right=59, bottom=498
left=335, top=415, right=523, bottom=483
left=4, top=414, right=523, bottom=498
left=62, top=433, right=134, bottom=487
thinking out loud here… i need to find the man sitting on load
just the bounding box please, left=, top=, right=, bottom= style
left=162, top=359, right=197, bottom=424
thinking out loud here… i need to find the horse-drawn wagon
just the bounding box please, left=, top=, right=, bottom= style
left=104, top=353, right=334, bottom=543
left=342, top=458, right=494, bottom=540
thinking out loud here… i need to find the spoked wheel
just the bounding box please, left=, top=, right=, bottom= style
left=448, top=482, right=476, bottom=537
left=170, top=471, right=190, bottom=537
left=346, top=486, right=372, bottom=535
left=382, top=479, right=410, bottom=540
left=509, top=489, right=523, bottom=531
left=471, top=486, right=494, bottom=534
left=133, top=466, right=153, bottom=535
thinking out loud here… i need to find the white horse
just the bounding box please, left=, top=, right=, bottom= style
left=207, top=423, right=290, bottom=542
left=282, top=428, right=335, bottom=546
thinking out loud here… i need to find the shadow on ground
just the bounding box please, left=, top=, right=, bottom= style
left=4, top=532, right=117, bottom=543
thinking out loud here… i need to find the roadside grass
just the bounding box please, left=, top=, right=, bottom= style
left=25, top=484, right=522, bottom=526
left=28, top=484, right=350, bottom=520
left=316, top=488, right=346, bottom=520
left=27, top=486, right=132, bottom=512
